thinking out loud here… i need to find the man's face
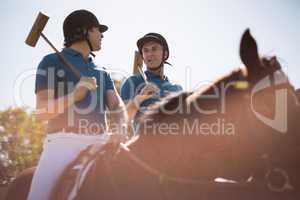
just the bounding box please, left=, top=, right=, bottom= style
left=88, top=27, right=103, bottom=51
left=142, top=41, right=167, bottom=69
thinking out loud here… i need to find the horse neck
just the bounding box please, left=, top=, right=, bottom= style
left=128, top=133, right=184, bottom=173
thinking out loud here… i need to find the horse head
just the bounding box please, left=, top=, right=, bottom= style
left=130, top=29, right=300, bottom=192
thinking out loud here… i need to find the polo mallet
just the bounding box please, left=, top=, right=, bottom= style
left=138, top=67, right=149, bottom=84
left=132, top=50, right=149, bottom=84
left=132, top=50, right=143, bottom=75
left=133, top=52, right=161, bottom=98
left=25, top=12, right=81, bottom=78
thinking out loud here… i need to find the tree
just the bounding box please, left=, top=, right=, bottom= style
left=0, top=107, right=45, bottom=185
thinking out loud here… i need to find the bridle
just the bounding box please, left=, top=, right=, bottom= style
left=118, top=142, right=295, bottom=195
left=115, top=71, right=298, bottom=195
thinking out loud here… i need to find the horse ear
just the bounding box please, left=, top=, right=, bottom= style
left=240, top=29, right=261, bottom=73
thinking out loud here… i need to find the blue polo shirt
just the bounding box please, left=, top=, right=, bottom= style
left=120, top=70, right=182, bottom=123
left=35, top=48, right=115, bottom=134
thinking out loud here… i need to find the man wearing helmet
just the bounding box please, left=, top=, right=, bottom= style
left=28, top=10, right=128, bottom=200
left=121, top=33, right=182, bottom=128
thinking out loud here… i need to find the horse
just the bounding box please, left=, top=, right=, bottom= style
left=5, top=167, right=34, bottom=200
left=59, top=29, right=300, bottom=200
left=7, top=29, right=300, bottom=200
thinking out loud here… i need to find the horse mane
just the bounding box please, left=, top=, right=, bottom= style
left=186, top=68, right=247, bottom=106
left=140, top=67, right=247, bottom=121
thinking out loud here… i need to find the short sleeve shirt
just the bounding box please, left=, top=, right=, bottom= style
left=35, top=48, right=115, bottom=134
left=120, top=70, right=182, bottom=124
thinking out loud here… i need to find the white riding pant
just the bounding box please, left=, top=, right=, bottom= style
left=27, top=132, right=109, bottom=200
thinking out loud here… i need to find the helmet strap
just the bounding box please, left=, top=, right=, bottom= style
left=84, top=29, right=96, bottom=57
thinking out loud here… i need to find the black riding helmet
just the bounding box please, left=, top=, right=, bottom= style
left=63, top=9, right=108, bottom=53
left=137, top=33, right=171, bottom=69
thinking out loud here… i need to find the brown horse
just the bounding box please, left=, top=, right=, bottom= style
left=5, top=167, right=35, bottom=200
left=64, top=29, right=300, bottom=200
left=7, top=29, right=300, bottom=200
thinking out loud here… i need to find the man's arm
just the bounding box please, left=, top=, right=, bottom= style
left=106, top=89, right=128, bottom=144
left=123, top=83, right=159, bottom=120
left=35, top=77, right=97, bottom=121
left=35, top=89, right=74, bottom=121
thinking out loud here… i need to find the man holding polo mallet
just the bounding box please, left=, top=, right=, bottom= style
left=121, top=33, right=182, bottom=130
left=27, top=9, right=128, bottom=200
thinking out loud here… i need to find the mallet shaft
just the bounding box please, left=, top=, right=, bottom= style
left=40, top=33, right=81, bottom=78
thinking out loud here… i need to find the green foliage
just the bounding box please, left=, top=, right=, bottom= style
left=0, top=107, right=45, bottom=185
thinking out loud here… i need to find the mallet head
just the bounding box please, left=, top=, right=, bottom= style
left=25, top=12, right=49, bottom=47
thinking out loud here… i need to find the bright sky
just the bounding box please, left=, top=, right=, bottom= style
left=0, top=0, right=299, bottom=111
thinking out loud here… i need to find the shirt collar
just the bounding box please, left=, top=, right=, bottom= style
left=62, top=48, right=95, bottom=67
left=62, top=48, right=81, bottom=56
left=145, top=70, right=168, bottom=81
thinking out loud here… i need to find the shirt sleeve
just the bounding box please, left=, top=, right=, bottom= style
left=104, top=71, right=115, bottom=91
left=35, top=55, right=56, bottom=94
left=176, top=84, right=183, bottom=91
left=121, top=77, right=138, bottom=104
